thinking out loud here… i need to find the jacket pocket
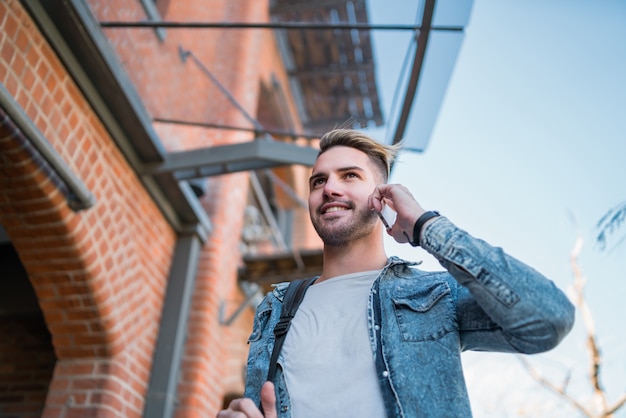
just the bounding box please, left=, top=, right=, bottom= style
left=392, top=281, right=456, bottom=341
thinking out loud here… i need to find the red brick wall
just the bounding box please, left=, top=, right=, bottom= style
left=1, top=0, right=322, bottom=416
left=87, top=0, right=297, bottom=415
left=0, top=0, right=176, bottom=416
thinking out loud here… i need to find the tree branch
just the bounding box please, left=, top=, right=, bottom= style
left=596, top=200, right=626, bottom=251
left=606, top=393, right=626, bottom=416
left=570, top=237, right=609, bottom=413
left=518, top=356, right=592, bottom=417
left=518, top=233, right=625, bottom=418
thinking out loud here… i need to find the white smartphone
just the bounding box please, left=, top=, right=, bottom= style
left=377, top=204, right=397, bottom=230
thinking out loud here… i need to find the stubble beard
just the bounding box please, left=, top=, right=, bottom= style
left=312, top=205, right=379, bottom=247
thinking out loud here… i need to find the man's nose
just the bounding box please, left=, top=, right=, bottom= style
left=323, top=177, right=343, bottom=198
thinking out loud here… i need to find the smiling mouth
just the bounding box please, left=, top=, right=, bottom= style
left=319, top=200, right=352, bottom=215
left=323, top=206, right=349, bottom=214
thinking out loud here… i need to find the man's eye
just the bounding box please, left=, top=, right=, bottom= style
left=312, top=178, right=325, bottom=187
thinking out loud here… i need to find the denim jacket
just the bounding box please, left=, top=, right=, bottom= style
left=244, top=217, right=575, bottom=417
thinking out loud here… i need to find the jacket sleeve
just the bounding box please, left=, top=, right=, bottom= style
left=243, top=294, right=272, bottom=406
left=420, top=216, right=575, bottom=354
left=243, top=283, right=289, bottom=406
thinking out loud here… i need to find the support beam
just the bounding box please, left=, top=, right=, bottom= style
left=0, top=84, right=95, bottom=211
left=391, top=0, right=436, bottom=145
left=143, top=234, right=201, bottom=418
left=143, top=141, right=319, bottom=180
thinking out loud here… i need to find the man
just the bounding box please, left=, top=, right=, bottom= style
left=218, top=129, right=575, bottom=418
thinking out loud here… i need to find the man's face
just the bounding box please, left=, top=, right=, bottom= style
left=308, top=146, right=382, bottom=246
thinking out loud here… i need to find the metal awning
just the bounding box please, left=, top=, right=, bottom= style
left=95, top=0, right=474, bottom=155
left=389, top=0, right=473, bottom=151
left=238, top=249, right=324, bottom=293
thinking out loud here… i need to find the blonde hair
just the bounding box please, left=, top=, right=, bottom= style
left=318, top=129, right=401, bottom=182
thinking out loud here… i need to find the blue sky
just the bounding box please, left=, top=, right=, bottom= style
left=366, top=1, right=626, bottom=416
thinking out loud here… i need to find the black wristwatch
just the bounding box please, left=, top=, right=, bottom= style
left=408, top=211, right=440, bottom=247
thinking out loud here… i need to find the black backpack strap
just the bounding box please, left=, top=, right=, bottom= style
left=266, top=276, right=317, bottom=382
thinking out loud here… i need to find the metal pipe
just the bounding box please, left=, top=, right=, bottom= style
left=218, top=281, right=263, bottom=326
left=152, top=118, right=322, bottom=141
left=0, top=83, right=96, bottom=211
left=100, top=21, right=464, bottom=32
left=178, top=47, right=265, bottom=133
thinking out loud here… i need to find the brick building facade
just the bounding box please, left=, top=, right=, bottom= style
left=0, top=0, right=383, bottom=416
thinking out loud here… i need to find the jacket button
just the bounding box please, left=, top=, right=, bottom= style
left=382, top=371, right=389, bottom=378
left=374, top=325, right=380, bottom=331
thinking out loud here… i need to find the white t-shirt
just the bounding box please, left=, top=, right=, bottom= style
left=280, top=270, right=386, bottom=418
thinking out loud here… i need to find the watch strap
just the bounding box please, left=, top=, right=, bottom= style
left=408, top=210, right=440, bottom=247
